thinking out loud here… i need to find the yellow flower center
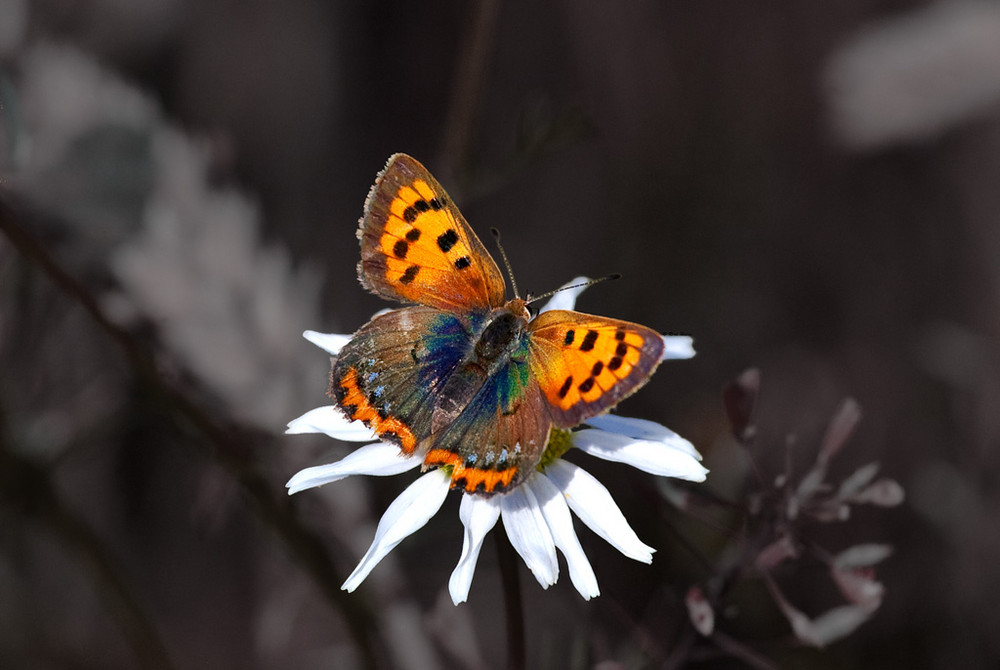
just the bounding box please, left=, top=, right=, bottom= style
left=537, top=427, right=574, bottom=472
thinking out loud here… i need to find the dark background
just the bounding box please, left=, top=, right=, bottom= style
left=2, top=1, right=999, bottom=668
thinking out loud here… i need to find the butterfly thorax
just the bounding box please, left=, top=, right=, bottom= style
left=473, top=299, right=530, bottom=361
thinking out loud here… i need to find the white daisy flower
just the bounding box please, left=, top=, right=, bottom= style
left=286, top=279, right=708, bottom=605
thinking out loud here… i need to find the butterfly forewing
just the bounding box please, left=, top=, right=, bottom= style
left=358, top=154, right=506, bottom=312
left=528, top=310, right=665, bottom=427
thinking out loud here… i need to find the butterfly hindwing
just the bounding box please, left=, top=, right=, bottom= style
left=330, top=306, right=478, bottom=453
left=358, top=154, right=507, bottom=312
left=425, top=356, right=550, bottom=494
left=528, top=309, right=666, bottom=427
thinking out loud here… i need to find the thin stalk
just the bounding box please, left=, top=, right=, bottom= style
left=495, top=529, right=525, bottom=670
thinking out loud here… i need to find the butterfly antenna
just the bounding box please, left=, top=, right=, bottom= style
left=525, top=273, right=621, bottom=305
left=490, top=228, right=521, bottom=299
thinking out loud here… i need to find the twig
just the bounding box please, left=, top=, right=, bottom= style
left=710, top=630, right=780, bottom=670
left=661, top=624, right=697, bottom=670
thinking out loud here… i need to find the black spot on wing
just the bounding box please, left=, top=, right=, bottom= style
left=400, top=264, right=420, bottom=284
left=437, top=229, right=459, bottom=252
left=558, top=376, right=573, bottom=399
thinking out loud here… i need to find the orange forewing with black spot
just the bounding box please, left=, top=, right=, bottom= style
left=357, top=154, right=506, bottom=311
left=528, top=310, right=665, bottom=427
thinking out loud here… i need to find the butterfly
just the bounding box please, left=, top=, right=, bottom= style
left=330, top=154, right=667, bottom=495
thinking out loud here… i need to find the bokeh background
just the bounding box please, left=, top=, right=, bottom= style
left=2, top=1, right=999, bottom=668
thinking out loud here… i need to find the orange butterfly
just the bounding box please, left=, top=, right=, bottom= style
left=330, top=154, right=666, bottom=494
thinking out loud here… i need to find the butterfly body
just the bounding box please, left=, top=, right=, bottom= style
left=330, top=154, right=667, bottom=494
left=432, top=300, right=530, bottom=431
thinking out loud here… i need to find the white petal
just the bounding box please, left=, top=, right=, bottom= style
left=500, top=482, right=558, bottom=588
left=286, top=442, right=421, bottom=494
left=573, top=428, right=708, bottom=481
left=529, top=475, right=599, bottom=599
left=449, top=495, right=502, bottom=605
left=342, top=470, right=451, bottom=592
left=545, top=459, right=655, bottom=563
left=539, top=276, right=590, bottom=313
left=585, top=414, right=703, bottom=461
left=661, top=335, right=696, bottom=360
left=303, top=330, right=351, bottom=355
left=286, top=406, right=377, bottom=442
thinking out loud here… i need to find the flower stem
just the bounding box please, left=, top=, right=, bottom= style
left=495, top=529, right=525, bottom=670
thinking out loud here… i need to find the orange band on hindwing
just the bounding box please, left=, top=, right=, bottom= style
left=338, top=367, right=417, bottom=453
left=424, top=448, right=519, bottom=494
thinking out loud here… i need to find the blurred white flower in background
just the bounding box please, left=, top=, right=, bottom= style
left=111, top=127, right=324, bottom=430
left=0, top=0, right=27, bottom=58
left=6, top=43, right=323, bottom=431
left=826, top=1, right=1000, bottom=149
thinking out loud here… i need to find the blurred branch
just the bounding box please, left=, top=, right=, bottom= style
left=0, top=191, right=383, bottom=669
left=0, top=433, right=174, bottom=670
left=440, top=0, right=502, bottom=186
left=439, top=0, right=594, bottom=205
left=707, top=631, right=781, bottom=670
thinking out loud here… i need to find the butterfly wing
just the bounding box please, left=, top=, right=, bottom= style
left=424, top=357, right=550, bottom=494
left=330, top=305, right=477, bottom=454
left=358, top=154, right=507, bottom=312
left=528, top=310, right=666, bottom=427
